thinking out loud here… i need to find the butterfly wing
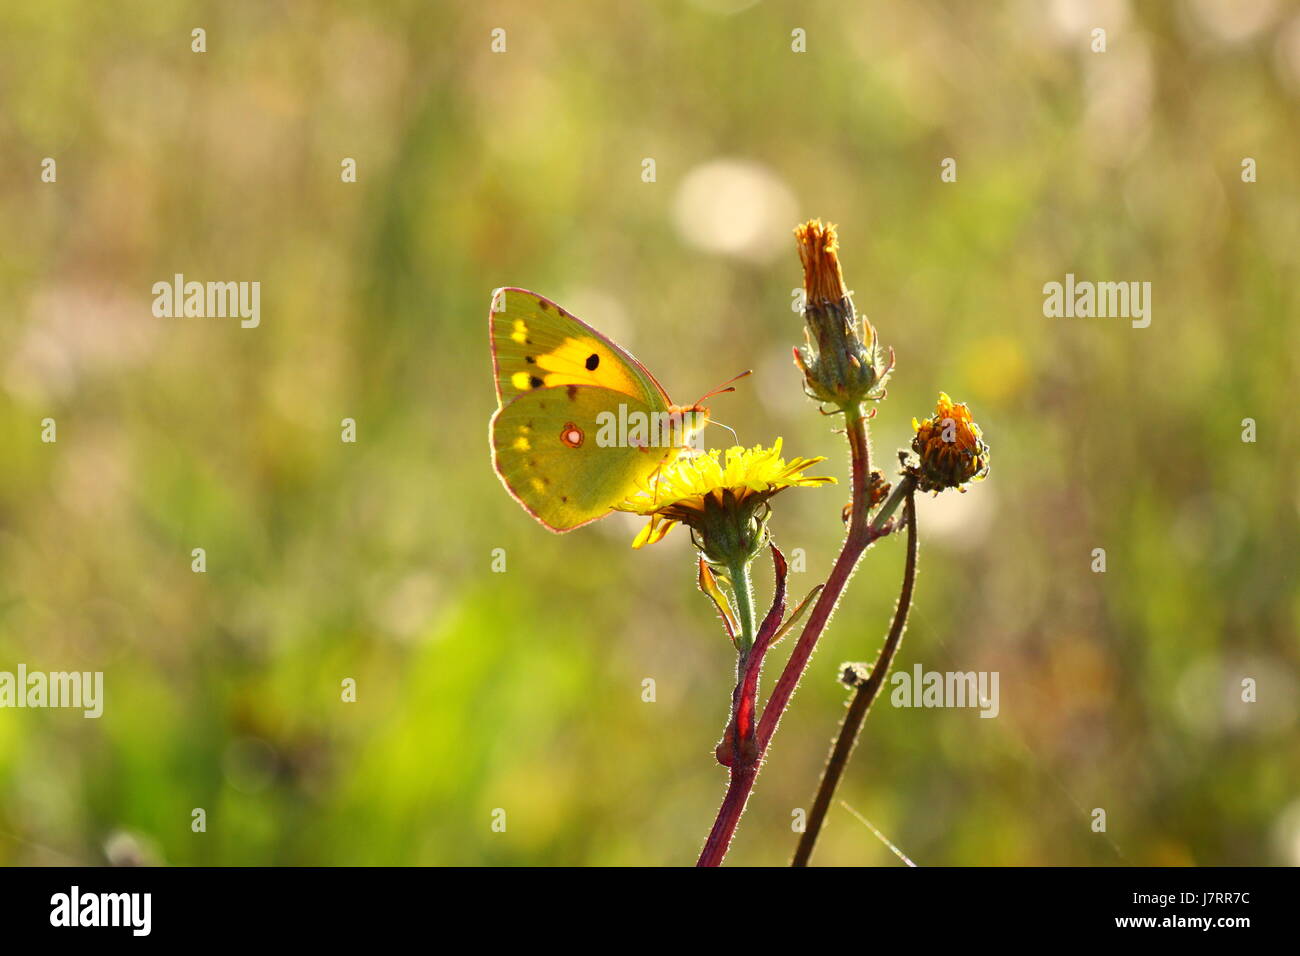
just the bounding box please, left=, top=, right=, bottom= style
left=491, top=385, right=673, bottom=532
left=489, top=287, right=671, bottom=411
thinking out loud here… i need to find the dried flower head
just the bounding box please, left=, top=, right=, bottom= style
left=792, top=219, right=893, bottom=412
left=615, top=440, right=835, bottom=561
left=910, top=392, right=990, bottom=493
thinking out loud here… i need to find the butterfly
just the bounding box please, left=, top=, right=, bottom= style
left=489, top=287, right=743, bottom=532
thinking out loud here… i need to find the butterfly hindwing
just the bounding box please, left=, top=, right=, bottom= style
left=489, top=288, right=670, bottom=411
left=490, top=385, right=676, bottom=532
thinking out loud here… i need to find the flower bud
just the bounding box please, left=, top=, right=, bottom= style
left=793, top=220, right=893, bottom=412
left=909, top=392, right=990, bottom=493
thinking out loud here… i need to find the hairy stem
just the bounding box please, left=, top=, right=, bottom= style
left=696, top=408, right=874, bottom=867
left=723, top=556, right=756, bottom=764
left=726, top=557, right=757, bottom=655
left=755, top=413, right=878, bottom=753
left=791, top=483, right=918, bottom=866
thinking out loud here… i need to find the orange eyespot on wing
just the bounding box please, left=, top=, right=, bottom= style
left=559, top=422, right=584, bottom=448
left=491, top=387, right=670, bottom=533
left=488, top=288, right=702, bottom=534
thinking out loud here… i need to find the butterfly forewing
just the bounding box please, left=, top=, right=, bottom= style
left=489, top=288, right=670, bottom=410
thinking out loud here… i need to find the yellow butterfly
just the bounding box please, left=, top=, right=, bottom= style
left=489, top=288, right=741, bottom=532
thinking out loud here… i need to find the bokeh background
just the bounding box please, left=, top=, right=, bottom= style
left=1, top=0, right=1297, bottom=866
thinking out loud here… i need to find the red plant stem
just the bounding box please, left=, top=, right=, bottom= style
left=757, top=416, right=875, bottom=753
left=696, top=409, right=873, bottom=867
left=696, top=761, right=759, bottom=866
left=791, top=484, right=917, bottom=866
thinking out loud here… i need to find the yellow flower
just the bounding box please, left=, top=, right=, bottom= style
left=616, top=439, right=836, bottom=553
left=911, top=392, right=990, bottom=493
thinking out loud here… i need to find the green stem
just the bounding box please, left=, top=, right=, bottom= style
left=726, top=557, right=757, bottom=655
left=697, top=408, right=873, bottom=867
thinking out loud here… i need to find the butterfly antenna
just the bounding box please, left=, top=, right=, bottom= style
left=695, top=369, right=753, bottom=405
left=709, top=418, right=740, bottom=445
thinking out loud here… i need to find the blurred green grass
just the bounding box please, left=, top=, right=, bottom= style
left=0, top=0, right=1297, bottom=865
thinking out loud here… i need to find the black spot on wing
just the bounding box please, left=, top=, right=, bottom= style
left=585, top=353, right=600, bottom=371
